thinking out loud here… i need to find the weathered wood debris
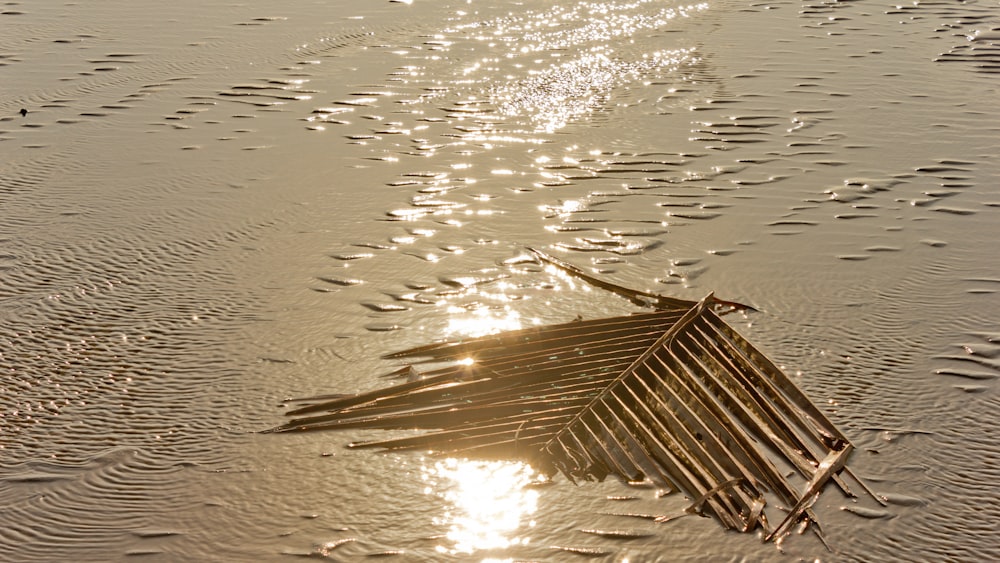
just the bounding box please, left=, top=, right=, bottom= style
left=269, top=249, right=881, bottom=546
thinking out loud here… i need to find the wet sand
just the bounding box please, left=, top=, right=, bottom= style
left=2, top=0, right=999, bottom=560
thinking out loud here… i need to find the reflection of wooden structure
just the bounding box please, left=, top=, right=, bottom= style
left=271, top=250, right=879, bottom=545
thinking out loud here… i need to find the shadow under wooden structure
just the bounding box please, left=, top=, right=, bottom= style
left=269, top=249, right=881, bottom=546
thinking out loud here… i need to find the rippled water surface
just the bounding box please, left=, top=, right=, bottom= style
left=2, top=0, right=998, bottom=560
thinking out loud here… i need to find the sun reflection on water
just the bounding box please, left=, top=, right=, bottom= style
left=422, top=458, right=541, bottom=556
left=445, top=304, right=523, bottom=338
left=441, top=279, right=538, bottom=338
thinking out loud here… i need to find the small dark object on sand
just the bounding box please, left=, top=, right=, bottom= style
left=20, top=108, right=27, bottom=117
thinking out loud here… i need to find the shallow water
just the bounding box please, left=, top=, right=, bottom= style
left=2, top=0, right=998, bottom=560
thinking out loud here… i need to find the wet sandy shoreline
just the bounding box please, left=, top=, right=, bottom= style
left=2, top=0, right=999, bottom=560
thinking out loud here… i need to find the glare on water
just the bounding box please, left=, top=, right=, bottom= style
left=422, top=458, right=541, bottom=556
left=445, top=304, right=524, bottom=337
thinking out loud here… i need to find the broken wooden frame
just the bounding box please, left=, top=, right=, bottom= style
left=270, top=249, right=880, bottom=545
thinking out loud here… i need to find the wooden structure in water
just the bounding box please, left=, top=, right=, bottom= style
left=270, top=249, right=881, bottom=545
